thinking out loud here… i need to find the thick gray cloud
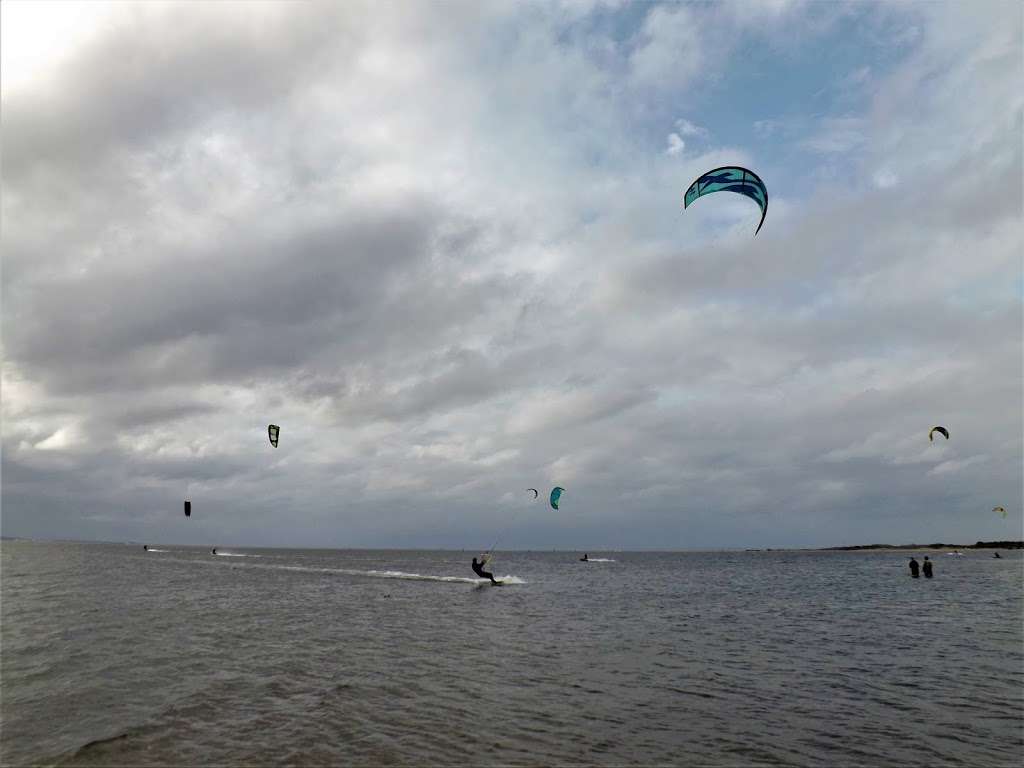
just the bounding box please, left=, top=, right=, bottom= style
left=2, top=1, right=1021, bottom=549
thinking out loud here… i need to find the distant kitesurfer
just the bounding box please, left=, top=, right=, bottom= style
left=471, top=557, right=498, bottom=585
left=909, top=557, right=920, bottom=578
left=581, top=553, right=589, bottom=562
left=212, top=548, right=217, bottom=555
left=143, top=545, right=148, bottom=551
left=994, top=552, right=1002, bottom=558
left=922, top=556, right=933, bottom=578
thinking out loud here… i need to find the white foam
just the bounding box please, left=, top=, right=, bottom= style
left=584, top=558, right=615, bottom=562
left=495, top=575, right=526, bottom=584
left=364, top=569, right=481, bottom=583
left=184, top=556, right=526, bottom=585
left=145, top=548, right=169, bottom=553
left=259, top=562, right=525, bottom=584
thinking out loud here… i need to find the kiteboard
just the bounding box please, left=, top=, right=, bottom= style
left=473, top=581, right=505, bottom=589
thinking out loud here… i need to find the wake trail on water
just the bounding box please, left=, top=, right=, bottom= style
left=157, top=556, right=526, bottom=585
left=145, top=548, right=170, bottom=553
left=364, top=569, right=483, bottom=583
left=303, top=567, right=526, bottom=585
left=585, top=558, right=615, bottom=562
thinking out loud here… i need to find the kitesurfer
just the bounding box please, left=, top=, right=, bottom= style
left=994, top=552, right=1002, bottom=558
left=471, top=557, right=498, bottom=585
left=212, top=547, right=217, bottom=555
left=909, top=557, right=920, bottom=578
left=143, top=545, right=148, bottom=551
left=581, top=553, right=589, bottom=562
left=922, top=556, right=933, bottom=578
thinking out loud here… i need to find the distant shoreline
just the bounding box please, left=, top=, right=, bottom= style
left=820, top=540, right=1022, bottom=551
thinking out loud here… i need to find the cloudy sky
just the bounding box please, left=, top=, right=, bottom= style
left=2, top=0, right=1021, bottom=550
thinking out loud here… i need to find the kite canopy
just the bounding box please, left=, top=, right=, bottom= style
left=929, top=426, right=949, bottom=442
left=526, top=488, right=539, bottom=499
left=184, top=500, right=191, bottom=518
left=683, top=166, right=768, bottom=235
left=550, top=487, right=565, bottom=510
left=993, top=506, right=1007, bottom=518
left=268, top=424, right=280, bottom=448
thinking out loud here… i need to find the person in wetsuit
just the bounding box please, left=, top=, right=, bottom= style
left=994, top=552, right=1002, bottom=558
left=580, top=553, right=589, bottom=562
left=909, top=557, right=920, bottom=578
left=212, top=548, right=217, bottom=555
left=143, top=545, right=148, bottom=551
left=471, top=556, right=498, bottom=584
left=922, top=556, right=933, bottom=578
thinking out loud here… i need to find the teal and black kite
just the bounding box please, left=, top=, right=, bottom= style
left=550, top=487, right=565, bottom=510
left=684, top=166, right=768, bottom=235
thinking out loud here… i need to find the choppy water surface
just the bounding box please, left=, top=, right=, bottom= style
left=2, top=541, right=1021, bottom=766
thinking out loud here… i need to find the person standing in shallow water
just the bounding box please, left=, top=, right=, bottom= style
left=922, top=556, right=933, bottom=578
left=909, top=557, right=920, bottom=578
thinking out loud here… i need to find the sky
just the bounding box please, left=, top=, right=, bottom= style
left=2, top=0, right=1021, bottom=550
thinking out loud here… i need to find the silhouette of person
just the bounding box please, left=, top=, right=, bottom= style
left=471, top=556, right=498, bottom=584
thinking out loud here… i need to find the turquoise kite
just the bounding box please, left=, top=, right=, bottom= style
left=550, top=487, right=565, bottom=510
left=683, top=166, right=768, bottom=235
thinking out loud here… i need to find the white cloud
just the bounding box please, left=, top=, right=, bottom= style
left=35, top=426, right=83, bottom=451
left=872, top=168, right=898, bottom=189
left=802, top=117, right=867, bottom=154
left=928, top=455, right=989, bottom=476
left=674, top=118, right=707, bottom=138
left=629, top=5, right=702, bottom=88
left=0, top=0, right=122, bottom=94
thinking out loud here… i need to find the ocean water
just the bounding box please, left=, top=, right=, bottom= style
left=1, top=541, right=1021, bottom=766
